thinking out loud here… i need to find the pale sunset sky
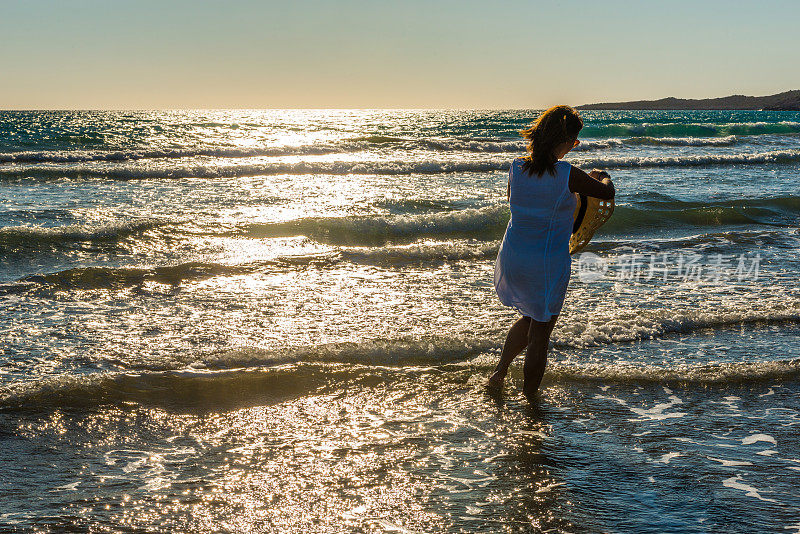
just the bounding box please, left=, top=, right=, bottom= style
left=2, top=0, right=799, bottom=109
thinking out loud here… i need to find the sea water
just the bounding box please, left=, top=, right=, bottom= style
left=1, top=110, right=799, bottom=532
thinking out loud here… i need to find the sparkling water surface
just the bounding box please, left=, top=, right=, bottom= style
left=1, top=110, right=799, bottom=532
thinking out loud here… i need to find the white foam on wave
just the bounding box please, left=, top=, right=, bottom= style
left=4, top=349, right=799, bottom=412
left=722, top=475, right=777, bottom=503
left=414, top=137, right=525, bottom=153
left=53, top=481, right=81, bottom=491
left=584, top=120, right=800, bottom=138
left=408, top=136, right=710, bottom=153
left=622, top=135, right=739, bottom=147
left=756, top=450, right=779, bottom=456
left=575, top=149, right=800, bottom=169
left=594, top=393, right=686, bottom=421
left=742, top=433, right=777, bottom=446
left=199, top=336, right=497, bottom=370
left=709, top=397, right=743, bottom=415
left=0, top=145, right=349, bottom=164
left=0, top=135, right=702, bottom=165
left=534, top=481, right=566, bottom=494
left=553, top=299, right=800, bottom=348
left=656, top=452, right=682, bottom=464
left=6, top=146, right=800, bottom=181
left=0, top=159, right=512, bottom=180
left=548, top=358, right=800, bottom=384
left=707, top=457, right=753, bottom=467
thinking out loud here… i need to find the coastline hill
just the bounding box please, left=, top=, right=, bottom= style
left=577, top=90, right=800, bottom=111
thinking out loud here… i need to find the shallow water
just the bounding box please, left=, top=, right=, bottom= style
left=1, top=110, right=799, bottom=532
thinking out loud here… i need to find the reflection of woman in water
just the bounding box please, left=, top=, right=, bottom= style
left=487, top=105, right=615, bottom=401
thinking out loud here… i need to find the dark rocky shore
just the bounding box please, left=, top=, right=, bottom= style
left=578, top=90, right=800, bottom=111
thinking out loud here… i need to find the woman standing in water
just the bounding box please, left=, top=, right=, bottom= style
left=487, top=105, right=615, bottom=401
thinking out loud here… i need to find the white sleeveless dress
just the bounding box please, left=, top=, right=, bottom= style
left=494, top=158, right=576, bottom=321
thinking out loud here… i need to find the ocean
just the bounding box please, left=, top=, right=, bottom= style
left=1, top=109, right=799, bottom=532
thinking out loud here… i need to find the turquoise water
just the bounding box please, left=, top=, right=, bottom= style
left=1, top=110, right=799, bottom=532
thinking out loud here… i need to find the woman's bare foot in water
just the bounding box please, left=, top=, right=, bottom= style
left=485, top=371, right=506, bottom=390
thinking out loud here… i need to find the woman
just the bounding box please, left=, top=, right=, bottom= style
left=487, top=105, right=615, bottom=400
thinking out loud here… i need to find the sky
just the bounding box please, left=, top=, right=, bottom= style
left=1, top=0, right=799, bottom=109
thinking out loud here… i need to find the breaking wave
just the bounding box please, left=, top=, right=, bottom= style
left=0, top=151, right=792, bottom=182
left=604, top=196, right=800, bottom=232
left=0, top=145, right=351, bottom=164
left=237, top=195, right=800, bottom=246
left=547, top=358, right=800, bottom=385
left=620, top=135, right=740, bottom=146
left=581, top=121, right=800, bottom=138
left=578, top=149, right=800, bottom=169
left=0, top=219, right=164, bottom=252
left=1, top=242, right=503, bottom=293
left=237, top=206, right=510, bottom=245
left=0, top=134, right=747, bottom=166
left=0, top=160, right=511, bottom=180
left=5, top=149, right=800, bottom=181
left=4, top=262, right=266, bottom=292
left=554, top=306, right=800, bottom=348
left=3, top=350, right=798, bottom=411
left=5, top=194, right=792, bottom=261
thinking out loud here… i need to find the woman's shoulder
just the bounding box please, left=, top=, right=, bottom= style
left=510, top=158, right=570, bottom=178
left=510, top=157, right=528, bottom=173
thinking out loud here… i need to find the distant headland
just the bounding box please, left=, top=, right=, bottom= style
left=577, top=90, right=800, bottom=111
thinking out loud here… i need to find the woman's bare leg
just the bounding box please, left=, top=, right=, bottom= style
left=523, top=315, right=558, bottom=401
left=486, top=316, right=532, bottom=389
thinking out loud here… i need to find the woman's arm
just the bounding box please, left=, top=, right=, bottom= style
left=568, top=166, right=615, bottom=199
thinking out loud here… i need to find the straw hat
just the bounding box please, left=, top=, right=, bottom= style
left=569, top=194, right=614, bottom=254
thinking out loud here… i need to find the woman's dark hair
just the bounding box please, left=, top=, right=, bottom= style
left=520, top=105, right=583, bottom=176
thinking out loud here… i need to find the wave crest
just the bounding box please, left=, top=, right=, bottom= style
left=3, top=355, right=798, bottom=411
left=237, top=195, right=800, bottom=246
left=582, top=121, right=800, bottom=138
left=4, top=148, right=800, bottom=181
left=0, top=219, right=163, bottom=252
left=578, top=149, right=800, bottom=169
left=238, top=206, right=510, bottom=245
left=548, top=358, right=800, bottom=385
left=0, top=133, right=752, bottom=165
